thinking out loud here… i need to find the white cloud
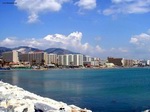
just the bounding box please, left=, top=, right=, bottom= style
left=130, top=37, right=138, bottom=44
left=44, top=32, right=105, bottom=55
left=1, top=38, right=15, bottom=46
left=122, top=29, right=150, bottom=59
left=75, top=0, right=96, bottom=10
left=129, top=29, right=150, bottom=59
left=28, top=13, right=39, bottom=23
left=112, top=0, right=134, bottom=3
left=110, top=47, right=128, bottom=53
left=0, top=32, right=105, bottom=56
left=15, top=0, right=70, bottom=23
left=96, top=45, right=105, bottom=53
left=103, top=0, right=150, bottom=15
left=130, top=32, right=150, bottom=46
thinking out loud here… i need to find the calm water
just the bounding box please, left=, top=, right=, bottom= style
left=0, top=68, right=150, bottom=112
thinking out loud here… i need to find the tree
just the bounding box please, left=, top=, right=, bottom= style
left=0, top=60, right=2, bottom=67
left=32, top=60, right=36, bottom=66
left=40, top=59, right=45, bottom=66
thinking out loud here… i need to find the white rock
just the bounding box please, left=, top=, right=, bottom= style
left=0, top=100, right=7, bottom=108
left=0, top=86, right=6, bottom=92
left=0, top=81, right=92, bottom=112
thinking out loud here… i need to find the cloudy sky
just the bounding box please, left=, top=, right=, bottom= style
left=0, top=0, right=150, bottom=59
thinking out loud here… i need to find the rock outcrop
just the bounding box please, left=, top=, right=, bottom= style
left=0, top=81, right=92, bottom=112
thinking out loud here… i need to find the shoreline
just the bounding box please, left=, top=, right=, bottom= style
left=0, top=81, right=92, bottom=112
left=0, top=66, right=149, bottom=72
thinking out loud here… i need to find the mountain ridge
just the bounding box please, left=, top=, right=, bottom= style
left=0, top=46, right=78, bottom=56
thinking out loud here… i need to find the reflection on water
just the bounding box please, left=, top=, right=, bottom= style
left=12, top=71, right=19, bottom=85
left=0, top=70, right=85, bottom=98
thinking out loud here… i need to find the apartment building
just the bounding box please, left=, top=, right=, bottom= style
left=83, top=55, right=100, bottom=67
left=107, top=57, right=123, bottom=66
left=19, top=52, right=48, bottom=65
left=107, top=57, right=135, bottom=67
left=122, top=59, right=134, bottom=67
left=47, top=53, right=58, bottom=64
left=2, top=50, right=19, bottom=63
left=58, top=55, right=64, bottom=66
left=74, top=54, right=83, bottom=66
left=83, top=55, right=92, bottom=62
left=58, top=54, right=83, bottom=67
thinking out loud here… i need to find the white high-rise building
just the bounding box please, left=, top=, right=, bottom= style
left=2, top=50, right=19, bottom=63
left=68, top=54, right=74, bottom=66
left=47, top=54, right=58, bottom=64
left=147, top=60, right=150, bottom=66
left=74, top=54, right=83, bottom=66
left=63, top=54, right=74, bottom=66
left=58, top=55, right=64, bottom=66
left=58, top=54, right=83, bottom=66
left=63, top=54, right=69, bottom=66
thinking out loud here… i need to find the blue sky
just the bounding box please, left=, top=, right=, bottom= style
left=0, top=0, right=150, bottom=59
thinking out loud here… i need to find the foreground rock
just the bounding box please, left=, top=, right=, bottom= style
left=0, top=81, right=92, bottom=112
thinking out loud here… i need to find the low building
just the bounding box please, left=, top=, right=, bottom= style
left=139, top=60, right=147, bottom=66
left=83, top=57, right=100, bottom=67
left=105, top=63, right=115, bottom=68
left=122, top=59, right=134, bottom=67
left=99, top=59, right=107, bottom=66
left=107, top=57, right=123, bottom=66
left=147, top=60, right=150, bottom=66
left=83, top=55, right=92, bottom=62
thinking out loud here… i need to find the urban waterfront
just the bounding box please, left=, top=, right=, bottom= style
left=0, top=68, right=150, bottom=112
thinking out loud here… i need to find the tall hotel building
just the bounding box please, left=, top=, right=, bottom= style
left=63, top=54, right=74, bottom=66
left=47, top=54, right=58, bottom=64
left=2, top=50, right=19, bottom=63
left=58, top=54, right=83, bottom=66
left=19, top=52, right=48, bottom=65
left=58, top=55, right=64, bottom=66
left=74, top=54, right=83, bottom=66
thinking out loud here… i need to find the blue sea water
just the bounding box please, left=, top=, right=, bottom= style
left=0, top=68, right=150, bottom=112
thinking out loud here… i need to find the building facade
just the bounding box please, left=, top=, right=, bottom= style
left=74, top=54, right=83, bottom=66
left=58, top=54, right=83, bottom=67
left=122, top=59, right=134, bottom=67
left=19, top=52, right=48, bottom=65
left=58, top=55, right=64, bottom=66
left=47, top=54, right=58, bottom=64
left=107, top=57, right=123, bottom=66
left=2, top=50, right=19, bottom=63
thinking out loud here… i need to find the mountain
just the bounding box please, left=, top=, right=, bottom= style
left=13, top=46, right=42, bottom=53
left=44, top=48, right=77, bottom=55
left=0, top=46, right=78, bottom=56
left=0, top=47, right=12, bottom=56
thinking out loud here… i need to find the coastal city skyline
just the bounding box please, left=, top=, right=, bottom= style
left=0, top=46, right=149, bottom=69
left=0, top=0, right=150, bottom=59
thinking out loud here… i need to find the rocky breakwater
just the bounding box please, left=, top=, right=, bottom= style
left=0, top=81, right=92, bottom=112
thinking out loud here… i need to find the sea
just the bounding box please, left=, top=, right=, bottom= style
left=0, top=68, right=150, bottom=112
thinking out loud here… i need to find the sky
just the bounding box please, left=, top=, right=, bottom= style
left=0, top=0, right=150, bottom=59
